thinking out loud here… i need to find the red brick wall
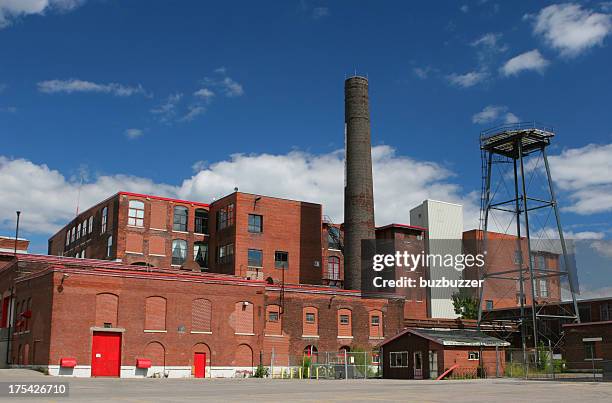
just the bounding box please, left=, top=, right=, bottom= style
left=563, top=322, right=612, bottom=370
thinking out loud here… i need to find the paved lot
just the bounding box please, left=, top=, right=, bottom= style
left=0, top=370, right=611, bottom=403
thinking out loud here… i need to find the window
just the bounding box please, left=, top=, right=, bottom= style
left=337, top=308, right=352, bottom=337
left=65, top=230, right=70, bottom=246
left=390, top=352, right=408, bottom=368
left=584, top=340, right=599, bottom=360
left=247, top=249, right=263, bottom=267
left=172, top=239, right=187, bottom=265
left=194, top=209, right=208, bottom=234
left=234, top=301, right=254, bottom=334
left=303, top=307, right=318, bottom=336
left=217, top=243, right=234, bottom=264
left=106, top=235, right=113, bottom=257
left=513, top=250, right=522, bottom=265
left=76, top=223, right=81, bottom=240
left=216, top=203, right=234, bottom=230
left=145, top=296, right=167, bottom=331
left=95, top=293, right=118, bottom=328
left=192, top=298, right=212, bottom=333
left=194, top=242, right=208, bottom=269
left=81, top=249, right=86, bottom=259
left=327, top=256, right=340, bottom=280
left=468, top=351, right=480, bottom=360
left=275, top=251, right=288, bottom=269
left=248, top=214, right=263, bottom=233
left=70, top=227, right=75, bottom=243
left=305, top=313, right=316, bottom=323
left=601, top=303, right=612, bottom=321
left=486, top=300, right=494, bottom=310
left=101, top=207, right=108, bottom=233
left=265, top=305, right=282, bottom=335
left=128, top=200, right=145, bottom=227
left=369, top=310, right=383, bottom=338
left=173, top=206, right=188, bottom=232
left=88, top=216, right=93, bottom=234
left=538, top=255, right=547, bottom=269
left=539, top=279, right=548, bottom=298
left=328, top=227, right=341, bottom=249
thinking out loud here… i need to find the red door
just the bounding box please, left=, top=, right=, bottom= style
left=194, top=352, right=206, bottom=378
left=91, top=332, right=121, bottom=377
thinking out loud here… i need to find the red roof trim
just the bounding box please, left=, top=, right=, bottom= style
left=376, top=223, right=427, bottom=232
left=119, top=192, right=209, bottom=207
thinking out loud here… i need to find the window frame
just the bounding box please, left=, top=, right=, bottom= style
left=171, top=239, right=188, bottom=266
left=248, top=249, right=263, bottom=268
left=88, top=216, right=93, bottom=234
left=248, top=214, right=263, bottom=233
left=390, top=351, right=409, bottom=368
left=274, top=251, right=288, bottom=269
left=216, top=203, right=235, bottom=231
left=328, top=227, right=341, bottom=250
left=101, top=207, right=108, bottom=233
left=305, top=312, right=316, bottom=324
left=106, top=235, right=113, bottom=258
left=193, top=242, right=208, bottom=269
left=194, top=208, right=209, bottom=234
left=339, top=314, right=350, bottom=325
left=327, top=256, right=340, bottom=280
left=128, top=200, right=145, bottom=227
left=173, top=206, right=188, bottom=232
left=217, top=243, right=234, bottom=264
left=468, top=351, right=480, bottom=361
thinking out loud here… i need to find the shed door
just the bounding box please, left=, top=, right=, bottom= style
left=91, top=332, right=121, bottom=377
left=413, top=351, right=423, bottom=379
left=429, top=351, right=438, bottom=379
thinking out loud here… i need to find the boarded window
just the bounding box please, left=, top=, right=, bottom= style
left=303, top=307, right=318, bottom=336
left=143, top=341, right=165, bottom=366
left=338, top=308, right=352, bottom=337
left=126, top=232, right=143, bottom=254
left=368, top=310, right=383, bottom=338
left=235, top=344, right=253, bottom=368
left=234, top=301, right=254, bottom=334
left=95, top=293, right=119, bottom=328
left=192, top=299, right=212, bottom=332
left=265, top=305, right=282, bottom=335
left=145, top=296, right=166, bottom=331
left=149, top=236, right=166, bottom=256
left=150, top=202, right=167, bottom=230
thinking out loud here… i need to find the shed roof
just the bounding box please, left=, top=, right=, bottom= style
left=381, top=327, right=510, bottom=347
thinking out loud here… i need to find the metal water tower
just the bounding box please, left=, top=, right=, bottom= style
left=477, top=122, right=581, bottom=357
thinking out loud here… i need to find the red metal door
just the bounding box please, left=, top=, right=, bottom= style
left=194, top=352, right=206, bottom=378
left=91, top=332, right=121, bottom=377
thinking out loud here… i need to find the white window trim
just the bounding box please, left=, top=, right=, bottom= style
left=337, top=336, right=354, bottom=339
left=126, top=251, right=144, bottom=255
left=389, top=351, right=409, bottom=368
left=301, top=334, right=320, bottom=338
left=234, top=332, right=255, bottom=336
left=149, top=253, right=166, bottom=257
left=150, top=228, right=167, bottom=232
left=190, top=331, right=212, bottom=334
left=172, top=230, right=189, bottom=234
left=144, top=329, right=167, bottom=333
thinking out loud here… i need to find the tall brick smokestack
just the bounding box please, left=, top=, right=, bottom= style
left=344, top=76, right=375, bottom=291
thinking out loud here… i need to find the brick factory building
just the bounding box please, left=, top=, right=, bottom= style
left=0, top=253, right=404, bottom=377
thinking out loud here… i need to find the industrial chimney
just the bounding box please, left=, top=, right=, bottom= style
left=344, top=76, right=376, bottom=291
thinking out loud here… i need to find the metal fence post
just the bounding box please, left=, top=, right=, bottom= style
left=344, top=350, right=348, bottom=380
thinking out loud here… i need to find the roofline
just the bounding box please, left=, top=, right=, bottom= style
left=420, top=199, right=463, bottom=208
left=119, top=192, right=209, bottom=208
left=376, top=223, right=427, bottom=232
left=210, top=191, right=322, bottom=208
left=0, top=236, right=29, bottom=242
left=379, top=327, right=511, bottom=347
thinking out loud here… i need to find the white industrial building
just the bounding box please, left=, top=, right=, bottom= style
left=410, top=199, right=463, bottom=319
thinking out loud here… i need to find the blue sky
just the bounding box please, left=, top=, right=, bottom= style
left=1, top=0, right=611, bottom=273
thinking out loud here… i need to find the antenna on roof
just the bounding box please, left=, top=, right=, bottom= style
left=75, top=170, right=85, bottom=216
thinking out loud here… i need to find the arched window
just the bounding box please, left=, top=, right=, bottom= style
left=265, top=305, right=282, bottom=336
left=369, top=310, right=383, bottom=338
left=143, top=341, right=165, bottom=367
left=192, top=298, right=212, bottom=333
left=303, top=345, right=318, bottom=363
left=194, top=209, right=208, bottom=234
left=128, top=200, right=145, bottom=227
left=337, top=308, right=352, bottom=337
left=145, top=296, right=166, bottom=331
left=173, top=206, right=188, bottom=232
left=172, top=239, right=187, bottom=265
left=193, top=242, right=208, bottom=269
left=328, top=256, right=340, bottom=280
left=303, top=307, right=318, bottom=337
left=95, top=293, right=119, bottom=328
left=101, top=206, right=108, bottom=233
left=234, top=301, right=254, bottom=335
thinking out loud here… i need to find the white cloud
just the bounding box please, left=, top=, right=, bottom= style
left=471, top=32, right=508, bottom=52
left=460, top=5, right=469, bottom=13
left=547, top=143, right=612, bottom=214
left=472, top=105, right=520, bottom=125
left=202, top=69, right=244, bottom=97
left=38, top=79, right=148, bottom=97
left=124, top=128, right=143, bottom=140
left=447, top=70, right=488, bottom=88
left=0, top=146, right=480, bottom=241
left=0, top=0, right=84, bottom=28
left=150, top=93, right=182, bottom=123
left=312, top=6, right=329, bottom=19
left=531, top=3, right=612, bottom=57
left=179, top=104, right=206, bottom=122
left=413, top=66, right=435, bottom=79
left=500, top=49, right=549, bottom=76
left=193, top=88, right=215, bottom=102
